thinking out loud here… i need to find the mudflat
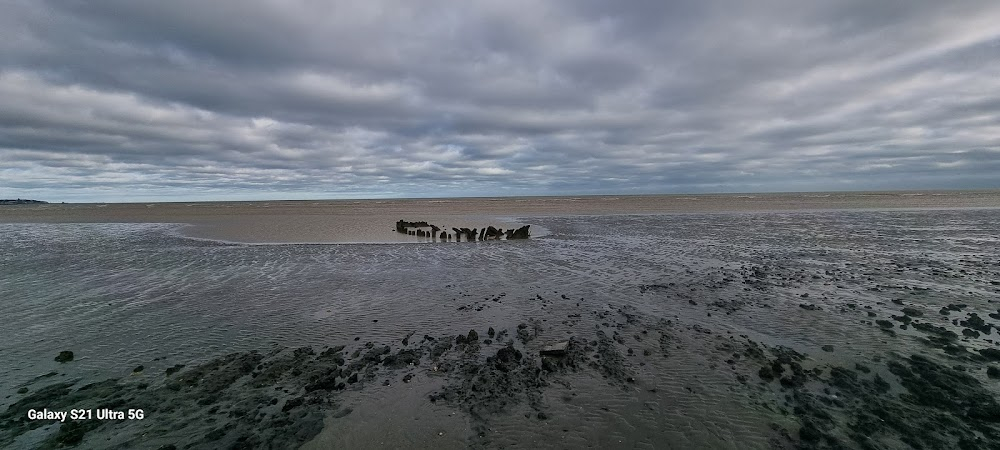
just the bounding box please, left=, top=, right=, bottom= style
left=3, top=190, right=999, bottom=243
left=2, top=191, right=1000, bottom=449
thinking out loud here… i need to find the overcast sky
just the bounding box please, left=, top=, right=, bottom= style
left=2, top=1, right=1000, bottom=202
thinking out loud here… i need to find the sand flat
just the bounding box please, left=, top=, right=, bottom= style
left=2, top=190, right=998, bottom=243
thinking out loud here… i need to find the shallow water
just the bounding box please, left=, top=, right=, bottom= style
left=2, top=197, right=1000, bottom=448
left=3, top=190, right=999, bottom=243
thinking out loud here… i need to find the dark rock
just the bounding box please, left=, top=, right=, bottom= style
left=960, top=313, right=992, bottom=335
left=912, top=322, right=958, bottom=341
left=54, top=351, right=74, bottom=363
left=467, top=330, right=479, bottom=342
left=540, top=341, right=569, bottom=357
left=304, top=369, right=341, bottom=392
left=980, top=348, right=1000, bottom=360
left=901, top=307, right=923, bottom=317
left=821, top=345, right=835, bottom=352
left=891, top=315, right=912, bottom=324
left=987, top=366, right=1000, bottom=379
left=507, top=225, right=531, bottom=239
left=495, top=346, right=522, bottom=370
left=165, top=364, right=185, bottom=376
left=51, top=420, right=100, bottom=447
left=396, top=220, right=430, bottom=234
left=281, top=397, right=304, bottom=412
left=876, top=320, right=894, bottom=329
left=382, top=348, right=422, bottom=369
left=799, top=422, right=823, bottom=442
left=133, top=365, right=144, bottom=373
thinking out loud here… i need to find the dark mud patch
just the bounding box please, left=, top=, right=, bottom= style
left=742, top=343, right=1000, bottom=449
left=1, top=348, right=339, bottom=449
left=428, top=327, right=636, bottom=448
left=2, top=319, right=640, bottom=449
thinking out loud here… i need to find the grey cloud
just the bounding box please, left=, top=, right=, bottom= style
left=2, top=0, right=999, bottom=202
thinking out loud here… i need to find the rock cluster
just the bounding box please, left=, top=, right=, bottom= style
left=394, top=219, right=530, bottom=241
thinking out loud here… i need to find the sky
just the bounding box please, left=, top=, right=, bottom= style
left=2, top=1, right=1000, bottom=202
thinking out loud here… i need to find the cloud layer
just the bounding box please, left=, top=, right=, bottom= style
left=3, top=1, right=1000, bottom=201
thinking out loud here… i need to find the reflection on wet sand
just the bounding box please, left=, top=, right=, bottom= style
left=2, top=192, right=1000, bottom=448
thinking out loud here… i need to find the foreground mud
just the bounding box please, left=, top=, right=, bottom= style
left=5, top=294, right=1000, bottom=449
left=3, top=209, right=1000, bottom=449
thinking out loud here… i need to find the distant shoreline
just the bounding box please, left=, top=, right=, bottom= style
left=0, top=199, right=47, bottom=205
left=11, top=188, right=1000, bottom=205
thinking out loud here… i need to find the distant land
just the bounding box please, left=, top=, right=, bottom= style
left=0, top=199, right=47, bottom=205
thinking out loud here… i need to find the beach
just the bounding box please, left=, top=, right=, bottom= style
left=2, top=191, right=1000, bottom=449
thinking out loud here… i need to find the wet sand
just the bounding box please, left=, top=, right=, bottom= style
left=2, top=191, right=1000, bottom=449
left=2, top=190, right=999, bottom=243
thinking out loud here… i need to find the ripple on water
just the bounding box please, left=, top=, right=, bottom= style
left=2, top=209, right=1000, bottom=446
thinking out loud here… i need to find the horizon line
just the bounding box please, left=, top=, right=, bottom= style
left=10, top=187, right=1000, bottom=205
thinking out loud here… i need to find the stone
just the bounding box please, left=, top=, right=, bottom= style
left=55, top=351, right=74, bottom=363
left=396, top=220, right=430, bottom=233
left=540, top=341, right=569, bottom=356
left=980, top=348, right=1000, bottom=360
left=507, top=225, right=531, bottom=239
